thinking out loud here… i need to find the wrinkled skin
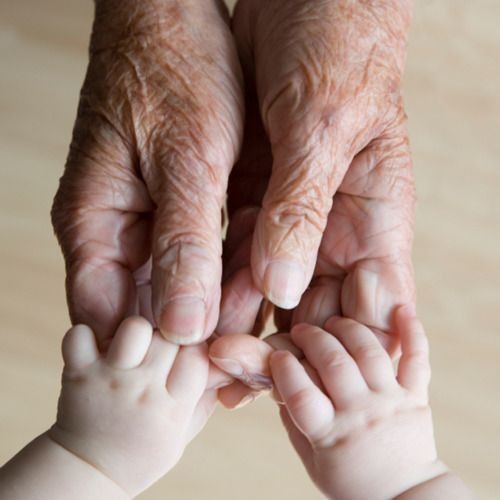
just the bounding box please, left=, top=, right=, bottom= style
left=52, top=0, right=415, bottom=404
left=52, top=0, right=244, bottom=345
left=212, top=0, right=416, bottom=406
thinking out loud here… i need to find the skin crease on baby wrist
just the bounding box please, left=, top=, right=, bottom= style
left=395, top=471, right=476, bottom=499
left=0, top=433, right=130, bottom=500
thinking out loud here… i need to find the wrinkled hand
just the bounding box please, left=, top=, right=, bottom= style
left=52, top=0, right=244, bottom=345
left=212, top=0, right=416, bottom=406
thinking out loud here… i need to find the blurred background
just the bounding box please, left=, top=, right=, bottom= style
left=1, top=1, right=499, bottom=498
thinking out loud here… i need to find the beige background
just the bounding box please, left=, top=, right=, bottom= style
left=1, top=1, right=499, bottom=498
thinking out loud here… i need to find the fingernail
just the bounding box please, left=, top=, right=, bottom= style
left=263, top=260, right=305, bottom=310
left=233, top=388, right=271, bottom=410
left=232, top=393, right=256, bottom=410
left=241, top=373, right=272, bottom=391
left=160, top=297, right=205, bottom=345
left=211, top=357, right=272, bottom=390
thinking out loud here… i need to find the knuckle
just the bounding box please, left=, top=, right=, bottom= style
left=265, top=80, right=345, bottom=144
left=152, top=239, right=220, bottom=297
left=154, top=240, right=217, bottom=279
left=265, top=197, right=329, bottom=236
left=155, top=234, right=220, bottom=266
left=264, top=56, right=332, bottom=114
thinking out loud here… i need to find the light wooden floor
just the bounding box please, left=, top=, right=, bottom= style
left=1, top=1, right=499, bottom=498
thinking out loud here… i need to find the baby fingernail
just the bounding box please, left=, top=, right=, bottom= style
left=263, top=260, right=305, bottom=310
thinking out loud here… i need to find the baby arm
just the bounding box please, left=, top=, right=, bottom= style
left=0, top=317, right=217, bottom=499
left=0, top=433, right=129, bottom=500
left=270, top=307, right=475, bottom=500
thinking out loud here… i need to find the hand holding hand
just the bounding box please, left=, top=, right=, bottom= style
left=52, top=0, right=244, bottom=345
left=214, top=0, right=416, bottom=406
left=270, top=308, right=444, bottom=499
left=50, top=317, right=216, bottom=497
left=224, top=0, right=415, bottom=318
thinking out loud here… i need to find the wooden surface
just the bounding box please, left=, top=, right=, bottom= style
left=1, top=1, right=499, bottom=498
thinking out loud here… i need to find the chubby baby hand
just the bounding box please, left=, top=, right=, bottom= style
left=270, top=307, right=448, bottom=500
left=50, top=317, right=217, bottom=497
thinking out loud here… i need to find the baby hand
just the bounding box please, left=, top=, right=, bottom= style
left=50, top=317, right=216, bottom=497
left=270, top=307, right=448, bottom=500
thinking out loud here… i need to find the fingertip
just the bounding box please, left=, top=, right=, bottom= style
left=269, top=349, right=291, bottom=366
left=206, top=363, right=233, bottom=390
left=157, top=297, right=208, bottom=345
left=269, top=351, right=300, bottom=388
left=217, top=267, right=263, bottom=336
left=396, top=307, right=430, bottom=395
left=290, top=324, right=327, bottom=348
left=261, top=260, right=306, bottom=310
left=124, top=315, right=154, bottom=334
left=271, top=347, right=335, bottom=443
left=167, top=343, right=210, bottom=401
left=217, top=381, right=254, bottom=409
left=265, top=332, right=303, bottom=359
left=141, top=330, right=179, bottom=379
left=106, top=315, right=153, bottom=369
left=62, top=324, right=99, bottom=369
left=290, top=322, right=313, bottom=341
left=291, top=322, right=310, bottom=334
left=403, top=302, right=418, bottom=318
left=323, top=314, right=343, bottom=331
left=270, top=350, right=302, bottom=382
left=209, top=334, right=274, bottom=389
left=394, top=303, right=417, bottom=326
left=395, top=305, right=426, bottom=342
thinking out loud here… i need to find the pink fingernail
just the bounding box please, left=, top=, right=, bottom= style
left=263, top=260, right=305, bottom=310
left=211, top=357, right=272, bottom=390
left=232, top=393, right=255, bottom=410
left=160, top=297, right=205, bottom=344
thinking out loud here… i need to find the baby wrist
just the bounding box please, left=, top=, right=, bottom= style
left=0, top=432, right=131, bottom=500
left=395, top=468, right=475, bottom=500
left=44, top=431, right=132, bottom=500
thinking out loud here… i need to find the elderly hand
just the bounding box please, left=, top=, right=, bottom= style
left=51, top=0, right=244, bottom=345
left=211, top=0, right=416, bottom=406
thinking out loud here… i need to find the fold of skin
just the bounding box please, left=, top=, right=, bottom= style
left=51, top=0, right=244, bottom=345
left=212, top=0, right=416, bottom=406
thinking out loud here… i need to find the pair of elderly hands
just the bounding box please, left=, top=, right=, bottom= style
left=51, top=0, right=416, bottom=407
